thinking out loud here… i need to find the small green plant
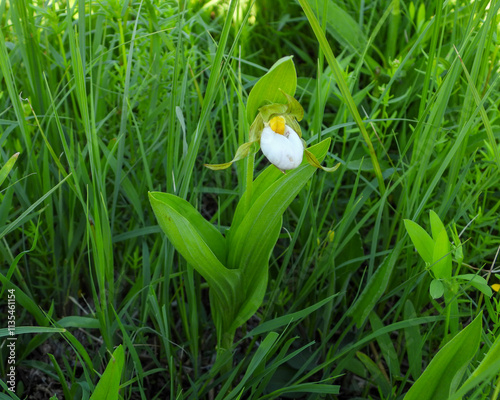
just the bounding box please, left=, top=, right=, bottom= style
left=404, top=210, right=492, bottom=336
left=149, top=57, right=338, bottom=367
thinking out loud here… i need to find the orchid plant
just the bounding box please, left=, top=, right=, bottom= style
left=149, top=57, right=338, bottom=368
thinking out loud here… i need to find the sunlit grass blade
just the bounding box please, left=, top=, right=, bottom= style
left=0, top=152, right=19, bottom=188
left=453, top=45, right=500, bottom=171
left=297, top=0, right=386, bottom=195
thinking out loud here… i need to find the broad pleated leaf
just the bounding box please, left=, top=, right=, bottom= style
left=228, top=138, right=331, bottom=271
left=226, top=138, right=331, bottom=330
left=229, top=139, right=331, bottom=240
left=149, top=192, right=238, bottom=307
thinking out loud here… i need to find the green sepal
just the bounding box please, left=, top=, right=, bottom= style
left=279, top=89, right=304, bottom=121
left=257, top=91, right=304, bottom=124
left=305, top=148, right=340, bottom=172
left=249, top=113, right=264, bottom=142
left=258, top=103, right=288, bottom=122
left=205, top=141, right=257, bottom=170
left=285, top=114, right=303, bottom=137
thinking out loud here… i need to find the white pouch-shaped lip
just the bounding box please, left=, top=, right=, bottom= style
left=260, top=122, right=304, bottom=170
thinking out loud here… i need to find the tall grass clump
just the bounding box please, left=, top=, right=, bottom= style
left=1, top=0, right=500, bottom=398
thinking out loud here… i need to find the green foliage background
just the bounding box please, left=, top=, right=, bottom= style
left=0, top=0, right=500, bottom=398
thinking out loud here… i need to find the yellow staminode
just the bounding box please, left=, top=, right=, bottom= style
left=269, top=116, right=286, bottom=135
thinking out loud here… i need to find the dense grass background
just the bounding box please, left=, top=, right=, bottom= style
left=1, top=0, right=500, bottom=398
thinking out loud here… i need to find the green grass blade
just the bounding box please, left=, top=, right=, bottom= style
left=246, top=294, right=337, bottom=337
left=454, top=45, right=500, bottom=171
left=0, top=174, right=71, bottom=241
left=179, top=0, right=239, bottom=198
left=404, top=313, right=482, bottom=400
left=0, top=152, right=19, bottom=187
left=297, top=0, right=386, bottom=195
left=348, top=241, right=403, bottom=327
left=89, top=345, right=125, bottom=400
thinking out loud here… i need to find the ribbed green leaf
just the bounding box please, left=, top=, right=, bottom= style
left=228, top=138, right=330, bottom=272
left=149, top=192, right=226, bottom=263
left=229, top=139, right=330, bottom=240
left=149, top=192, right=238, bottom=307
left=228, top=217, right=280, bottom=333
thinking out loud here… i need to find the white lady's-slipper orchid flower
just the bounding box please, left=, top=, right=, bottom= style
left=260, top=116, right=304, bottom=171
left=205, top=95, right=338, bottom=173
